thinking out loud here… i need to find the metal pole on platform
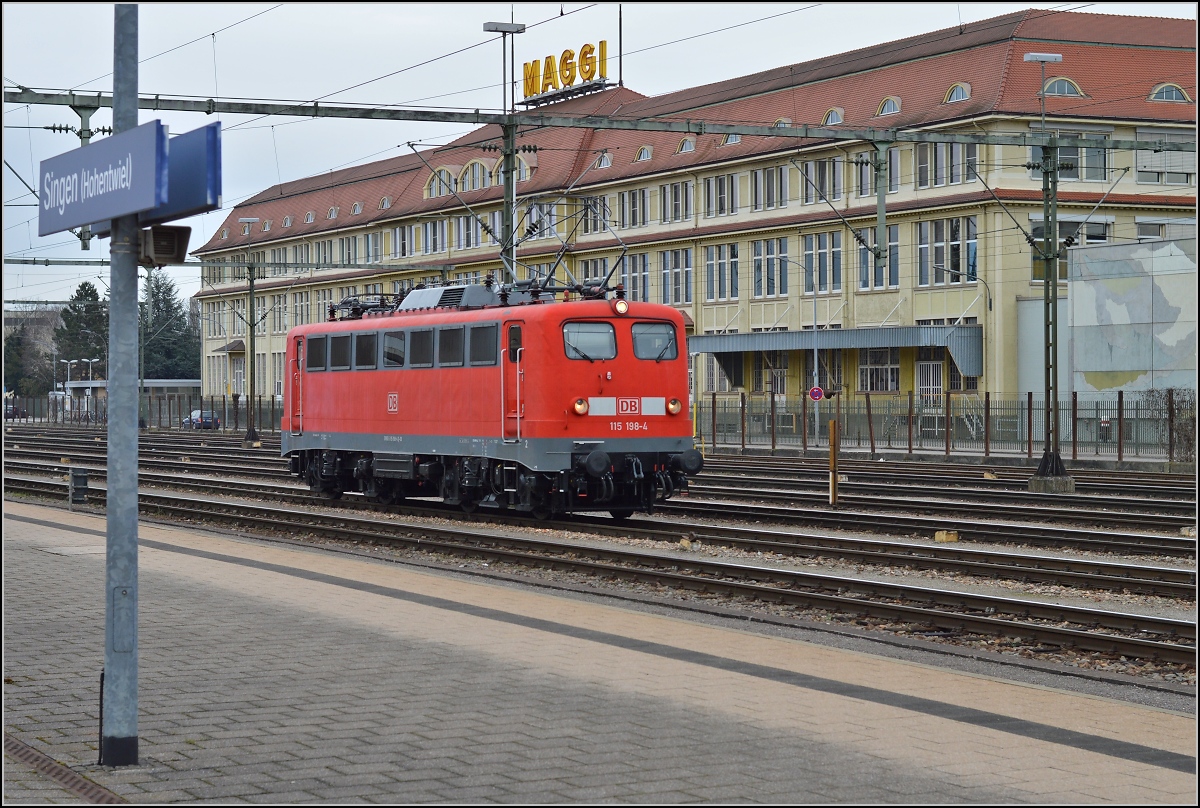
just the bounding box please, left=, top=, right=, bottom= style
left=102, top=2, right=139, bottom=767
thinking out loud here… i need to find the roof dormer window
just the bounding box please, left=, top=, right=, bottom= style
left=351, top=202, right=362, bottom=215
left=945, top=83, right=970, bottom=103
left=379, top=197, right=391, bottom=210
left=877, top=97, right=900, bottom=116
left=677, top=137, right=695, bottom=154
left=635, top=146, right=652, bottom=162
left=595, top=152, right=612, bottom=169
left=262, top=220, right=271, bottom=232
left=241, top=223, right=251, bottom=235
left=220, top=228, right=228, bottom=239
left=328, top=207, right=338, bottom=219
left=822, top=108, right=843, bottom=126
left=283, top=216, right=292, bottom=228
left=1043, top=78, right=1082, bottom=97
left=721, top=133, right=741, bottom=146
left=1150, top=83, right=1189, bottom=102
left=304, top=211, right=315, bottom=223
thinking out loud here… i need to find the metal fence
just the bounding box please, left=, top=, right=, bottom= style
left=6, top=388, right=1195, bottom=463
left=692, top=389, right=1197, bottom=463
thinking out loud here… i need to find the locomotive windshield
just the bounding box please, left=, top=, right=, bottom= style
left=563, top=322, right=617, bottom=362
left=632, top=322, right=677, bottom=362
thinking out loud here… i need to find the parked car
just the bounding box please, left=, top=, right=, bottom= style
left=184, top=409, right=221, bottom=429
left=4, top=404, right=29, bottom=419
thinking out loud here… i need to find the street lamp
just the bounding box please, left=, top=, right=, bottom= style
left=237, top=217, right=262, bottom=447
left=932, top=265, right=992, bottom=310
left=60, top=359, right=78, bottom=419
left=483, top=21, right=526, bottom=114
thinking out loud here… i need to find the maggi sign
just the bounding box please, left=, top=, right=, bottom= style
left=523, top=41, right=608, bottom=99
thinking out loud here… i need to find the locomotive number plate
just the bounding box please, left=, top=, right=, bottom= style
left=610, top=421, right=649, bottom=431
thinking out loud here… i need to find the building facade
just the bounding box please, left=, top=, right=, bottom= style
left=193, top=9, right=1196, bottom=409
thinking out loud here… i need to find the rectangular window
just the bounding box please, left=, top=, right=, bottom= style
left=918, top=217, right=976, bottom=286
left=1032, top=132, right=1107, bottom=182
left=383, top=331, right=405, bottom=367
left=857, top=225, right=900, bottom=290
left=858, top=347, right=900, bottom=392
left=292, top=292, right=310, bottom=326
left=917, top=143, right=979, bottom=188
left=659, top=181, right=693, bottom=222
left=1135, top=131, right=1196, bottom=185
left=438, top=327, right=464, bottom=366
left=578, top=257, right=609, bottom=284
left=632, top=323, right=677, bottom=361
left=855, top=153, right=873, bottom=197
left=619, top=253, right=651, bottom=302
left=469, top=324, right=498, bottom=365
left=272, top=352, right=285, bottom=396
left=1030, top=219, right=1106, bottom=280
left=704, top=174, right=737, bottom=217
left=752, top=238, right=788, bottom=297
left=888, top=147, right=900, bottom=192
left=354, top=333, right=377, bottom=369
left=525, top=202, right=557, bottom=240
left=704, top=243, right=739, bottom=301
left=409, top=330, right=434, bottom=367
left=581, top=196, right=609, bottom=234
left=363, top=232, right=381, bottom=263
left=329, top=335, right=351, bottom=370
left=231, top=298, right=246, bottom=336
left=455, top=215, right=481, bottom=249
left=422, top=220, right=446, bottom=254
left=392, top=225, right=414, bottom=258
left=271, top=294, right=288, bottom=333
left=618, top=189, right=649, bottom=228
left=804, top=232, right=842, bottom=294
left=752, top=350, right=787, bottom=395
left=307, top=336, right=327, bottom=371
left=338, top=236, right=359, bottom=265
left=563, top=322, right=617, bottom=361
left=752, top=166, right=787, bottom=210
left=659, top=249, right=693, bottom=305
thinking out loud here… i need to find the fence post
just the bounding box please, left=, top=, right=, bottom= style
left=944, top=390, right=951, bottom=457
left=1117, top=390, right=1124, bottom=462
left=835, top=393, right=842, bottom=453
left=1072, top=391, right=1078, bottom=461
left=907, top=390, right=913, bottom=455
left=709, top=393, right=717, bottom=453
left=1026, top=391, right=1033, bottom=459
left=984, top=392, right=991, bottom=458
left=1167, top=388, right=1175, bottom=463
left=800, top=391, right=808, bottom=452
left=739, top=391, right=746, bottom=454
left=865, top=393, right=875, bottom=454
left=769, top=390, right=777, bottom=453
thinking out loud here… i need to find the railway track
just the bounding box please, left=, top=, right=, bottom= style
left=6, top=472, right=1194, bottom=665
left=7, top=459, right=1194, bottom=598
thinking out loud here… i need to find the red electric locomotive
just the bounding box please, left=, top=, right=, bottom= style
left=282, top=281, right=704, bottom=518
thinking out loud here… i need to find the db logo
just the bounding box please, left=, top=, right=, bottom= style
left=618, top=397, right=640, bottom=415
left=387, top=393, right=399, bottom=413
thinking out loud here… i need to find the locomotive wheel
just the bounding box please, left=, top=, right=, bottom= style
left=608, top=508, right=634, bottom=521
left=530, top=504, right=551, bottom=521
left=460, top=500, right=478, bottom=514
left=322, top=489, right=343, bottom=501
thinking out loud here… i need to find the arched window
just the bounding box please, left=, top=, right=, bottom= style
left=262, top=220, right=272, bottom=232
left=379, top=197, right=391, bottom=210
left=327, top=207, right=338, bottom=219
left=722, top=133, right=741, bottom=146
left=220, top=228, right=228, bottom=239
left=241, top=223, right=251, bottom=235
left=304, top=211, right=315, bottom=223
left=822, top=108, right=843, bottom=125
left=595, top=152, right=612, bottom=169
left=677, top=137, right=695, bottom=154
left=1150, top=83, right=1189, bottom=102
left=351, top=202, right=362, bottom=215
left=494, top=158, right=529, bottom=184
left=877, top=97, right=900, bottom=116
left=635, top=146, right=652, bottom=162
left=945, top=83, right=970, bottom=103
left=460, top=161, right=491, bottom=191
left=427, top=168, right=456, bottom=197
left=283, top=216, right=293, bottom=228
left=1043, top=78, right=1082, bottom=97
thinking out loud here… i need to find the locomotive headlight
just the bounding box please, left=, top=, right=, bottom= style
left=573, top=397, right=589, bottom=415
left=611, top=298, right=629, bottom=316
left=667, top=398, right=683, bottom=415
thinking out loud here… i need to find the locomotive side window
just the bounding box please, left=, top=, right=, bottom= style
left=438, top=327, right=464, bottom=367
left=563, top=322, right=617, bottom=361
left=632, top=322, right=678, bottom=361
left=410, top=329, right=434, bottom=367
left=507, top=326, right=522, bottom=362
left=382, top=331, right=405, bottom=367
left=330, top=335, right=352, bottom=370
left=354, top=333, right=377, bottom=369
left=469, top=324, right=498, bottom=365
left=307, top=336, right=327, bottom=371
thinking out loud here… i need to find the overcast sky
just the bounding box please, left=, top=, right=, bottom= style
left=3, top=2, right=1195, bottom=305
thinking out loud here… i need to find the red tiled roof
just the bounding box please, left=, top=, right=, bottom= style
left=197, top=8, right=1195, bottom=257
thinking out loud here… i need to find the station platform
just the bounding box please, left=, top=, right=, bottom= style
left=3, top=499, right=1196, bottom=803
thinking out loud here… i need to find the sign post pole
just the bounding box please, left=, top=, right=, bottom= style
left=102, top=2, right=140, bottom=767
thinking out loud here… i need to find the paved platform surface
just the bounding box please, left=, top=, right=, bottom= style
left=3, top=499, right=1196, bottom=803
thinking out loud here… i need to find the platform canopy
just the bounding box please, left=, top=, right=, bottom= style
left=687, top=324, right=983, bottom=378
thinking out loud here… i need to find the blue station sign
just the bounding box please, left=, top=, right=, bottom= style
left=38, top=120, right=167, bottom=236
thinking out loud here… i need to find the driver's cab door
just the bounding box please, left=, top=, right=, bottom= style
left=503, top=322, right=523, bottom=441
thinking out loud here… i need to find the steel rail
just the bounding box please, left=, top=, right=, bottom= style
left=5, top=474, right=1193, bottom=664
